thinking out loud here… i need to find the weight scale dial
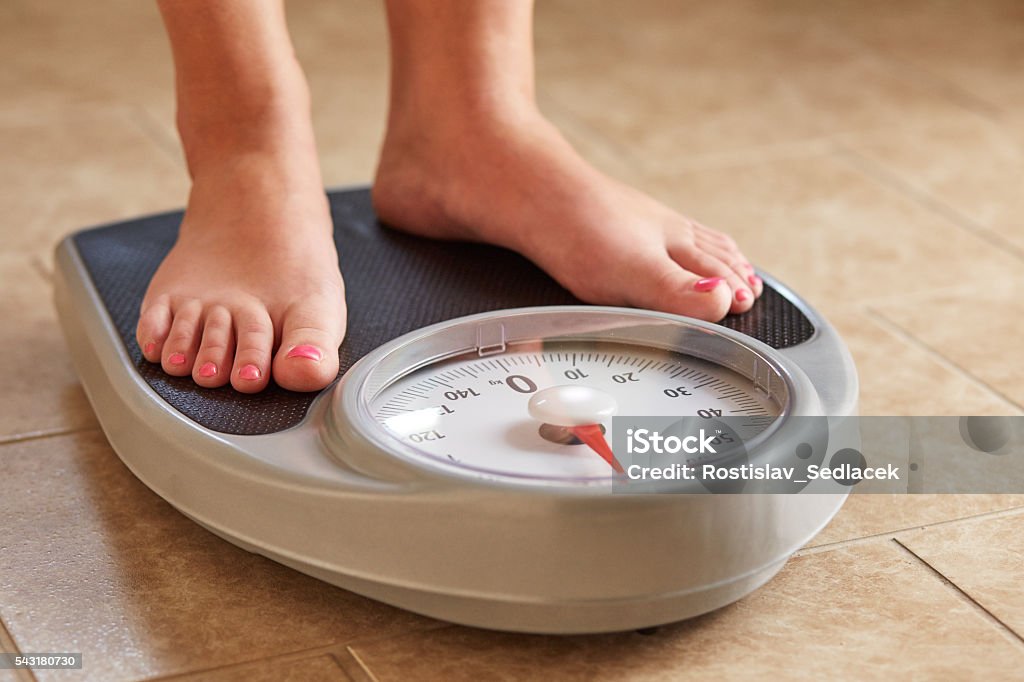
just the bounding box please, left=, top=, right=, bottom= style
left=331, top=307, right=821, bottom=486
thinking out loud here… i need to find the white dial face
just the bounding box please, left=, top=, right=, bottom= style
left=367, top=341, right=782, bottom=483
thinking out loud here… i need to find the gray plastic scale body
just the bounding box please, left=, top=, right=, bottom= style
left=54, top=187, right=858, bottom=633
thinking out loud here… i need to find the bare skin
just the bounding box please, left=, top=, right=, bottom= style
left=138, top=0, right=762, bottom=394
left=138, top=0, right=344, bottom=393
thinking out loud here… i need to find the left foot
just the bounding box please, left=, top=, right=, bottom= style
left=136, top=153, right=347, bottom=393
left=373, top=109, right=762, bottom=321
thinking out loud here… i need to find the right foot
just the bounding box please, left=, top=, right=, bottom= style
left=373, top=110, right=761, bottom=321
left=135, top=152, right=346, bottom=393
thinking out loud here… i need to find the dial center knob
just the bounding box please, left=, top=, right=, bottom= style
left=527, top=385, right=618, bottom=427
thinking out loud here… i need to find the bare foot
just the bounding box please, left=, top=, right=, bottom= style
left=136, top=152, right=346, bottom=393
left=373, top=111, right=762, bottom=321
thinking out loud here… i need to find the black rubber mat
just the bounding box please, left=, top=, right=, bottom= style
left=72, top=187, right=814, bottom=435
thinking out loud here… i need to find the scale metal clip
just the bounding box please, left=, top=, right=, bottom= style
left=476, top=322, right=507, bottom=357
left=753, top=358, right=773, bottom=400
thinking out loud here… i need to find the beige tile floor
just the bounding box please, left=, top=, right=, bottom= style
left=1, top=0, right=1022, bottom=679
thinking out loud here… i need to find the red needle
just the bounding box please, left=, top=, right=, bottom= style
left=568, top=424, right=625, bottom=474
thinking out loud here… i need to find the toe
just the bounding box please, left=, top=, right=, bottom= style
left=272, top=298, right=346, bottom=392
left=161, top=299, right=203, bottom=376
left=668, top=243, right=755, bottom=315
left=693, top=222, right=763, bottom=299
left=192, top=305, right=234, bottom=388
left=698, top=238, right=763, bottom=302
left=137, top=296, right=172, bottom=363
left=744, top=263, right=764, bottom=298
left=230, top=306, right=274, bottom=393
left=626, top=254, right=732, bottom=321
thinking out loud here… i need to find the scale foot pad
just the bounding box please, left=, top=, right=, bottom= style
left=70, top=187, right=814, bottom=435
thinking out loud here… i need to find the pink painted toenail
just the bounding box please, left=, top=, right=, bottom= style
left=694, top=277, right=724, bottom=293
left=169, top=352, right=186, bottom=365
left=239, top=364, right=261, bottom=381
left=286, top=345, right=323, bottom=362
left=198, top=362, right=217, bottom=378
left=143, top=342, right=156, bottom=355
left=736, top=289, right=751, bottom=302
left=748, top=275, right=762, bottom=288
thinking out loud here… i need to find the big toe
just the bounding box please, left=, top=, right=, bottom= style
left=272, top=299, right=346, bottom=392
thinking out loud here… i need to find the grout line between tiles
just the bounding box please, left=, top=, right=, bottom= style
left=139, top=620, right=449, bottom=681
left=327, top=651, right=370, bottom=682
left=141, top=649, right=344, bottom=682
left=797, top=504, right=1024, bottom=557
left=341, top=646, right=381, bottom=682
left=795, top=532, right=899, bottom=557
left=644, top=136, right=840, bottom=175
left=818, top=25, right=1005, bottom=123
left=127, top=106, right=185, bottom=169
left=864, top=307, right=1024, bottom=412
left=329, top=623, right=458, bottom=682
left=0, top=617, right=36, bottom=682
left=0, top=427, right=101, bottom=448
left=537, top=91, right=646, bottom=171
left=28, top=254, right=52, bottom=283
left=335, top=622, right=451, bottom=650
left=835, top=145, right=1024, bottom=263
left=838, top=282, right=1013, bottom=313
left=891, top=538, right=1024, bottom=650
left=539, top=87, right=841, bottom=178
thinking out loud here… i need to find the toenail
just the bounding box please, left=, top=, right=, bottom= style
left=694, top=277, right=724, bottom=293
left=286, top=344, right=323, bottom=362
left=736, top=289, right=751, bottom=302
left=742, top=263, right=754, bottom=271
left=198, top=362, right=217, bottom=378
left=143, top=342, right=156, bottom=355
left=169, top=352, right=187, bottom=365
left=748, top=274, right=762, bottom=288
left=239, top=364, right=261, bottom=381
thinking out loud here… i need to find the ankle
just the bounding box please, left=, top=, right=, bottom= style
left=181, top=139, right=329, bottom=245
left=384, top=85, right=543, bottom=153
left=176, top=67, right=316, bottom=176
left=374, top=103, right=565, bottom=250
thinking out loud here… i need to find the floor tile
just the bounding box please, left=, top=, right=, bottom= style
left=535, top=0, right=972, bottom=175
left=0, top=668, right=24, bottom=682
left=5, top=1, right=1024, bottom=679
left=0, top=2, right=173, bottom=115
left=170, top=654, right=347, bottom=682
left=0, top=0, right=393, bottom=190
left=289, top=0, right=390, bottom=187
left=0, top=623, right=29, bottom=682
left=306, top=69, right=389, bottom=188
left=825, top=307, right=1017, bottom=416
left=871, top=281, right=1024, bottom=409
left=345, top=541, right=1024, bottom=681
left=0, top=105, right=188, bottom=256
left=810, top=495, right=1024, bottom=548
left=0, top=255, right=99, bottom=440
left=0, top=431, right=435, bottom=682
left=899, top=511, right=1024, bottom=636
left=839, top=111, right=1024, bottom=258
left=639, top=153, right=1023, bottom=311
left=817, top=0, right=1024, bottom=119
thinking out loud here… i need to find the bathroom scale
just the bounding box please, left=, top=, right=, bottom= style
left=54, top=186, right=858, bottom=634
